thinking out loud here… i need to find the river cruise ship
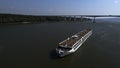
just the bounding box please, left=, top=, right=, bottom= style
left=56, top=29, right=92, bottom=57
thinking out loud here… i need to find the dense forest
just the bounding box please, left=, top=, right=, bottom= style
left=0, top=14, right=91, bottom=24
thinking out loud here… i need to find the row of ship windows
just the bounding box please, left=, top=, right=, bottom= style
left=73, top=32, right=91, bottom=49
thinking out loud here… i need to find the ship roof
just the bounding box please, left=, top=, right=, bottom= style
left=59, top=29, right=91, bottom=48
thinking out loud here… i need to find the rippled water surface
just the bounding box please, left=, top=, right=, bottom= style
left=0, top=18, right=120, bottom=68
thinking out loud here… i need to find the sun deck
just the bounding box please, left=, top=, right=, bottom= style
left=59, top=29, right=91, bottom=47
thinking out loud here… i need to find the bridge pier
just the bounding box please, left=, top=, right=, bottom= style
left=69, top=16, right=71, bottom=21
left=81, top=16, right=83, bottom=22
left=93, top=17, right=96, bottom=23
left=64, top=17, right=67, bottom=21
left=74, top=16, right=76, bottom=21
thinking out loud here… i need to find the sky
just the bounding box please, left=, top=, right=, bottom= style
left=0, top=0, right=120, bottom=15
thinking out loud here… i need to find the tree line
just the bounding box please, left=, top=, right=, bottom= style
left=0, top=14, right=91, bottom=24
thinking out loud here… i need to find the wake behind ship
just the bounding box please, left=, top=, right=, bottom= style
left=56, top=29, right=92, bottom=57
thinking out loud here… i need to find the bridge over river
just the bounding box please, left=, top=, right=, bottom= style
left=53, top=15, right=120, bottom=22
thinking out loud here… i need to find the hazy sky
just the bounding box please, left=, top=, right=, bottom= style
left=0, top=0, right=120, bottom=15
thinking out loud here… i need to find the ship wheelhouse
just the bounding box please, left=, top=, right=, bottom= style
left=56, top=46, right=72, bottom=51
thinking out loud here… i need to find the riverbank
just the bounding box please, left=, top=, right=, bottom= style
left=0, top=13, right=91, bottom=24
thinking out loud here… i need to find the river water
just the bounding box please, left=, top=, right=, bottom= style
left=0, top=18, right=120, bottom=68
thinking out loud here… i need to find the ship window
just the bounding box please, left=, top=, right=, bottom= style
left=57, top=46, right=72, bottom=50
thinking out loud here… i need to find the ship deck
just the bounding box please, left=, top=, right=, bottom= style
left=59, top=29, right=91, bottom=47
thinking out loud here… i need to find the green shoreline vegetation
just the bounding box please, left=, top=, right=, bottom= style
left=0, top=13, right=91, bottom=24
